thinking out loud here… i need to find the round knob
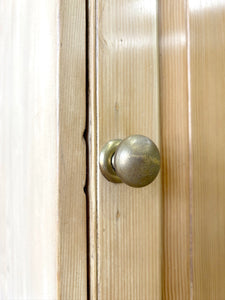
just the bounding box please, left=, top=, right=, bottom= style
left=99, top=135, right=160, bottom=188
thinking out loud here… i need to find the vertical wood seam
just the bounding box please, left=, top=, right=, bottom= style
left=88, top=0, right=98, bottom=299
left=57, top=1, right=60, bottom=298
left=85, top=1, right=90, bottom=299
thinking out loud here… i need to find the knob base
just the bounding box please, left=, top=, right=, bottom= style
left=99, top=139, right=122, bottom=183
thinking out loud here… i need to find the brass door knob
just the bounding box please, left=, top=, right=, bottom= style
left=99, top=135, right=160, bottom=188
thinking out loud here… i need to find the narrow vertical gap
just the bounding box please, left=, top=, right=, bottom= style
left=86, top=0, right=98, bottom=298
left=186, top=0, right=194, bottom=298
left=84, top=0, right=90, bottom=298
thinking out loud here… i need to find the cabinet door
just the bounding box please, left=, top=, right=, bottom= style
left=88, top=1, right=162, bottom=299
left=89, top=0, right=225, bottom=299
left=1, top=0, right=225, bottom=299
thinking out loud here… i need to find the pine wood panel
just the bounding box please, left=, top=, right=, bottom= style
left=0, top=0, right=59, bottom=298
left=159, top=1, right=191, bottom=299
left=59, top=0, right=87, bottom=298
left=0, top=0, right=87, bottom=298
left=188, top=1, right=225, bottom=299
left=89, top=1, right=162, bottom=299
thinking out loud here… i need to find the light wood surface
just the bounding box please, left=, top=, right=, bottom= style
left=89, top=0, right=162, bottom=299
left=188, top=1, right=225, bottom=299
left=0, top=0, right=58, bottom=298
left=59, top=0, right=87, bottom=298
left=160, top=1, right=225, bottom=299
left=159, top=1, right=191, bottom=299
left=2, top=0, right=225, bottom=298
left=87, top=0, right=98, bottom=299
left=0, top=0, right=87, bottom=298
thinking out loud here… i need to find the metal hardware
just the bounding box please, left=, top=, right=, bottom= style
left=99, top=135, right=160, bottom=188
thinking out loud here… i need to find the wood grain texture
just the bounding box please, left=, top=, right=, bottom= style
left=158, top=1, right=191, bottom=299
left=59, top=0, right=87, bottom=298
left=93, top=1, right=162, bottom=299
left=0, top=0, right=87, bottom=298
left=87, top=0, right=98, bottom=299
left=0, top=0, right=59, bottom=298
left=188, top=1, right=225, bottom=299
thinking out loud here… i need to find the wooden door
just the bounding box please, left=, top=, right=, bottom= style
left=88, top=0, right=162, bottom=299
left=1, top=0, right=225, bottom=299
left=88, top=0, right=225, bottom=299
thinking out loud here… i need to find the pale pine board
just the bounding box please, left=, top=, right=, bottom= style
left=159, top=1, right=191, bottom=299
left=0, top=0, right=87, bottom=298
left=91, top=1, right=163, bottom=299
left=160, top=1, right=225, bottom=299
left=59, top=0, right=87, bottom=298
left=188, top=1, right=225, bottom=299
